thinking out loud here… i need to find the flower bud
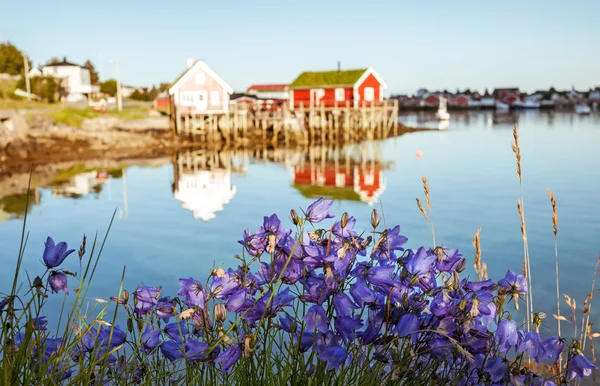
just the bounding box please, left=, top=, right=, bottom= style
left=211, top=268, right=226, bottom=278
left=127, top=318, right=134, bottom=333
left=244, top=335, right=257, bottom=357
left=214, top=303, right=227, bottom=322
left=136, top=317, right=144, bottom=332
left=456, top=258, right=467, bottom=273
left=290, top=209, right=300, bottom=225
left=341, top=212, right=349, bottom=228
left=122, top=289, right=129, bottom=304
left=371, top=209, right=380, bottom=229
left=451, top=271, right=460, bottom=291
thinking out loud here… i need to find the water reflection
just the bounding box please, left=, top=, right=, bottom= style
left=291, top=144, right=388, bottom=206
left=0, top=189, right=40, bottom=222
left=171, top=150, right=246, bottom=221
left=52, top=170, right=110, bottom=198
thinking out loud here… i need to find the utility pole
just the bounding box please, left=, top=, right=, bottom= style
left=23, top=51, right=31, bottom=100
left=110, top=59, right=123, bottom=112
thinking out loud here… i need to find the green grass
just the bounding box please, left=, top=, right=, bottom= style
left=48, top=106, right=151, bottom=127
left=293, top=183, right=361, bottom=201
left=289, top=69, right=367, bottom=88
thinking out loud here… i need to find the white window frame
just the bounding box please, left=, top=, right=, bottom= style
left=195, top=73, right=206, bottom=85
left=364, top=87, right=375, bottom=102
left=365, top=171, right=375, bottom=185
left=335, top=88, right=345, bottom=101
left=180, top=91, right=198, bottom=106
left=210, top=91, right=220, bottom=106
left=335, top=172, right=346, bottom=187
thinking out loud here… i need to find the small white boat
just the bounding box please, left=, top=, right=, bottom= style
left=495, top=101, right=510, bottom=111
left=436, top=97, right=450, bottom=121
left=575, top=103, right=591, bottom=115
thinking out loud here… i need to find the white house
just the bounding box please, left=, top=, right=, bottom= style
left=173, top=168, right=237, bottom=221
left=42, top=58, right=99, bottom=102
left=28, top=67, right=42, bottom=78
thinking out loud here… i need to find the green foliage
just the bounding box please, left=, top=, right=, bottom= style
left=0, top=190, right=37, bottom=218
left=159, top=82, right=171, bottom=92
left=50, top=108, right=95, bottom=127
left=293, top=184, right=361, bottom=202
left=0, top=42, right=30, bottom=76
left=83, top=60, right=99, bottom=84
left=289, top=69, right=367, bottom=88
left=15, top=75, right=65, bottom=103
left=130, top=86, right=159, bottom=101
left=100, top=79, right=117, bottom=96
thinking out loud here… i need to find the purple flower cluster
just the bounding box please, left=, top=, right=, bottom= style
left=4, top=198, right=597, bottom=384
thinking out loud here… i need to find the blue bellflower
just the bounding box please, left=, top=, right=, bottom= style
left=42, top=237, right=75, bottom=269
left=215, top=343, right=242, bottom=373
left=567, top=354, right=598, bottom=382
left=304, top=198, right=335, bottom=223
left=303, top=305, right=330, bottom=333
left=48, top=271, right=69, bottom=295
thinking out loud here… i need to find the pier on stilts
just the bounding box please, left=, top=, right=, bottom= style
left=170, top=99, right=399, bottom=145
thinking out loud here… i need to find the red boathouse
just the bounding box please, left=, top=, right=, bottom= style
left=288, top=67, right=387, bottom=109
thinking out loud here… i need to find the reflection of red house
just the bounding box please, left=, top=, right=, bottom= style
left=289, top=67, right=387, bottom=109
left=292, top=163, right=385, bottom=205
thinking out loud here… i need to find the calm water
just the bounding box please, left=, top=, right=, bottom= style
left=1, top=109, right=600, bottom=335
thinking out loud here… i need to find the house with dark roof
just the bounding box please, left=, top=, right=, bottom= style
left=288, top=67, right=387, bottom=109
left=168, top=59, right=234, bottom=115
left=41, top=57, right=99, bottom=102
left=247, top=84, right=289, bottom=100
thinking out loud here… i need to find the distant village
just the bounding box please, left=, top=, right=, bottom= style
left=389, top=87, right=600, bottom=111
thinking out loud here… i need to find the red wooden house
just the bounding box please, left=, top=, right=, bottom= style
left=168, top=59, right=234, bottom=115
left=288, top=67, right=387, bottom=109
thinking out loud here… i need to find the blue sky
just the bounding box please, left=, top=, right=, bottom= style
left=2, top=0, right=598, bottom=95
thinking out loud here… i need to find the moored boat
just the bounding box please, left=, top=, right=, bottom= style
left=436, top=97, right=450, bottom=121
left=575, top=103, right=591, bottom=115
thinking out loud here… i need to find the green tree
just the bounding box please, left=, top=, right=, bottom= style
left=83, top=59, right=99, bottom=84
left=100, top=79, right=117, bottom=96
left=130, top=89, right=145, bottom=100
left=159, top=82, right=171, bottom=92
left=0, top=42, right=31, bottom=75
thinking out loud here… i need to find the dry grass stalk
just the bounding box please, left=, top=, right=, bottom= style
left=419, top=176, right=436, bottom=247
left=415, top=198, right=427, bottom=221
left=422, top=176, right=432, bottom=210
left=511, top=126, right=522, bottom=183
left=512, top=126, right=533, bottom=333
left=582, top=255, right=600, bottom=352
left=472, top=228, right=482, bottom=281
left=546, top=189, right=561, bottom=368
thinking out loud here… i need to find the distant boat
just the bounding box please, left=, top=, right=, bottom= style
left=575, top=103, right=591, bottom=115
left=495, top=101, right=510, bottom=111
left=512, top=100, right=541, bottom=109
left=436, top=97, right=450, bottom=121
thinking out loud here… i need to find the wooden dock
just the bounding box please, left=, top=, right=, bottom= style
left=171, top=99, right=399, bottom=146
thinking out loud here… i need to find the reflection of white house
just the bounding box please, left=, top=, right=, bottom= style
left=353, top=167, right=386, bottom=206
left=52, top=171, right=108, bottom=197
left=173, top=169, right=237, bottom=221
left=42, top=58, right=99, bottom=102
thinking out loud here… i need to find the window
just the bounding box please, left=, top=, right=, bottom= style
left=335, top=172, right=346, bottom=187
left=210, top=91, right=220, bottom=106
left=180, top=91, right=206, bottom=107
left=364, top=87, right=374, bottom=101
left=195, top=73, right=205, bottom=85
left=335, top=88, right=345, bottom=101
left=365, top=171, right=375, bottom=185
